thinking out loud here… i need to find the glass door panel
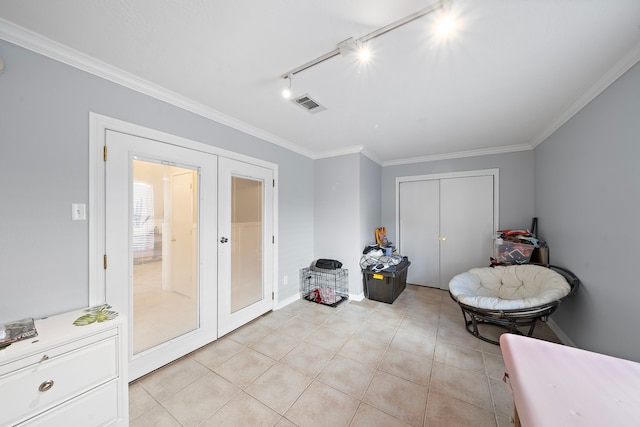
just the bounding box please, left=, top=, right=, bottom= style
left=231, top=177, right=263, bottom=313
left=132, top=160, right=199, bottom=354
left=106, top=129, right=217, bottom=381
left=218, top=157, right=274, bottom=336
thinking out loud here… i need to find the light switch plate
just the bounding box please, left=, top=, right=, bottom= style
left=72, top=203, right=86, bottom=220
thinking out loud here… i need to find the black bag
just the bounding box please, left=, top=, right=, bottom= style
left=315, top=259, right=342, bottom=270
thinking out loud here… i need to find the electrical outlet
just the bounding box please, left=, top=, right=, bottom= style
left=283, top=275, right=288, bottom=285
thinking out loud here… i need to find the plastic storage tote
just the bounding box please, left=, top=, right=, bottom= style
left=362, top=258, right=410, bottom=304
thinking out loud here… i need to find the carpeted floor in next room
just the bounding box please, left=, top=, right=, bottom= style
left=129, top=284, right=561, bottom=427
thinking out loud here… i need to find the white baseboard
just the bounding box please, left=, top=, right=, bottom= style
left=275, top=292, right=300, bottom=310
left=547, top=318, right=577, bottom=347
left=349, top=292, right=364, bottom=302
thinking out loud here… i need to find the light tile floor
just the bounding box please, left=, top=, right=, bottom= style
left=129, top=284, right=561, bottom=427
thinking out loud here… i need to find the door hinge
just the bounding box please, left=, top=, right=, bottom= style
left=103, top=146, right=107, bottom=161
left=272, top=292, right=275, bottom=300
left=103, top=254, right=107, bottom=270
left=272, top=236, right=275, bottom=244
left=273, top=179, right=275, bottom=187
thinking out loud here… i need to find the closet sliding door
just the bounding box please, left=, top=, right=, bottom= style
left=397, top=170, right=497, bottom=290
left=399, top=180, right=440, bottom=287
left=439, top=175, right=495, bottom=288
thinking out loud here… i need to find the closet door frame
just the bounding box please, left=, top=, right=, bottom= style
left=395, top=169, right=500, bottom=284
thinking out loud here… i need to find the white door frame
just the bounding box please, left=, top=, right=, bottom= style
left=395, top=169, right=500, bottom=249
left=88, top=113, right=278, bottom=328
left=88, top=112, right=279, bottom=306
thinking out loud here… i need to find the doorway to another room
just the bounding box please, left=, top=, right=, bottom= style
left=91, top=114, right=278, bottom=381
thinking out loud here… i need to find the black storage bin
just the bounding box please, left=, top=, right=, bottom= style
left=362, top=258, right=410, bottom=304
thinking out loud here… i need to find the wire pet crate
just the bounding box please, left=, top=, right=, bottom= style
left=299, top=267, right=349, bottom=307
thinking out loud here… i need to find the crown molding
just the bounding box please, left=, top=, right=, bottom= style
left=359, top=148, right=383, bottom=166
left=4, top=16, right=637, bottom=166
left=313, top=145, right=363, bottom=159
left=0, top=18, right=316, bottom=159
left=382, top=144, right=533, bottom=167
left=312, top=145, right=383, bottom=165
left=530, top=39, right=640, bottom=148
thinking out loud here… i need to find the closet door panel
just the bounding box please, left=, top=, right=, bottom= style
left=399, top=180, right=440, bottom=287
left=439, top=175, right=495, bottom=289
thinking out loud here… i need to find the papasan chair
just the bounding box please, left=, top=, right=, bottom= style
left=448, top=264, right=579, bottom=345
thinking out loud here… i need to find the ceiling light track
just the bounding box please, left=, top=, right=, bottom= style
left=281, top=0, right=445, bottom=80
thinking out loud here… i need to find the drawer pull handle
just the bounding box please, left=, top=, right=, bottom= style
left=38, top=380, right=54, bottom=392
left=41, top=355, right=49, bottom=362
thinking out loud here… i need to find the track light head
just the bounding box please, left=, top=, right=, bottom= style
left=356, top=42, right=371, bottom=63
left=281, top=74, right=293, bottom=99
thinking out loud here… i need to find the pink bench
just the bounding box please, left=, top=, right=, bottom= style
left=501, top=334, right=640, bottom=426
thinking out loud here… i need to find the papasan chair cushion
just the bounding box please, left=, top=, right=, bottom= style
left=449, top=264, right=571, bottom=310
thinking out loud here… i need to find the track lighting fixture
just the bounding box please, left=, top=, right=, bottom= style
left=280, top=0, right=455, bottom=82
left=281, top=73, right=293, bottom=99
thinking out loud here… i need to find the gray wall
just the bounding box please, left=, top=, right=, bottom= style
left=0, top=39, right=314, bottom=322
left=314, top=154, right=361, bottom=295
left=534, top=61, right=640, bottom=362
left=381, top=151, right=535, bottom=245
left=359, top=154, right=382, bottom=250
left=313, top=153, right=382, bottom=297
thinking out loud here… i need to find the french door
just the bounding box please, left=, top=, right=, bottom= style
left=105, top=130, right=217, bottom=380
left=218, top=158, right=274, bottom=336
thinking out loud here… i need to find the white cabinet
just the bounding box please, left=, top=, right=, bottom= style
left=398, top=171, right=497, bottom=290
left=0, top=309, right=128, bottom=426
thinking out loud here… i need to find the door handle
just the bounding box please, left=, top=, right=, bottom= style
left=220, top=237, right=228, bottom=243
left=438, top=237, right=447, bottom=241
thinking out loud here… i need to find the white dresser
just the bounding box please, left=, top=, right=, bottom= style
left=0, top=309, right=128, bottom=426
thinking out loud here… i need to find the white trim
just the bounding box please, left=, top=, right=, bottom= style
left=275, top=292, right=301, bottom=310
left=395, top=168, right=500, bottom=249
left=313, top=145, right=364, bottom=159
left=88, top=113, right=279, bottom=312
left=530, top=40, right=640, bottom=148
left=359, top=149, right=383, bottom=166
left=546, top=318, right=578, bottom=348
left=272, top=167, right=280, bottom=310
left=0, top=18, right=314, bottom=160
left=313, top=145, right=383, bottom=165
left=348, top=292, right=365, bottom=302
left=395, top=168, right=500, bottom=183
left=89, top=114, right=106, bottom=306
left=383, top=144, right=532, bottom=167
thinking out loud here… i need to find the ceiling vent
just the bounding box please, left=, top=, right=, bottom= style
left=292, top=94, right=327, bottom=114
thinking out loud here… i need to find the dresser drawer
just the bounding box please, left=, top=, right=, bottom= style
left=0, top=329, right=117, bottom=376
left=0, top=335, right=118, bottom=426
left=19, top=381, right=120, bottom=427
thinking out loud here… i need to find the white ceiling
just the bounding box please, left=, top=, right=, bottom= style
left=1, top=0, right=640, bottom=163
